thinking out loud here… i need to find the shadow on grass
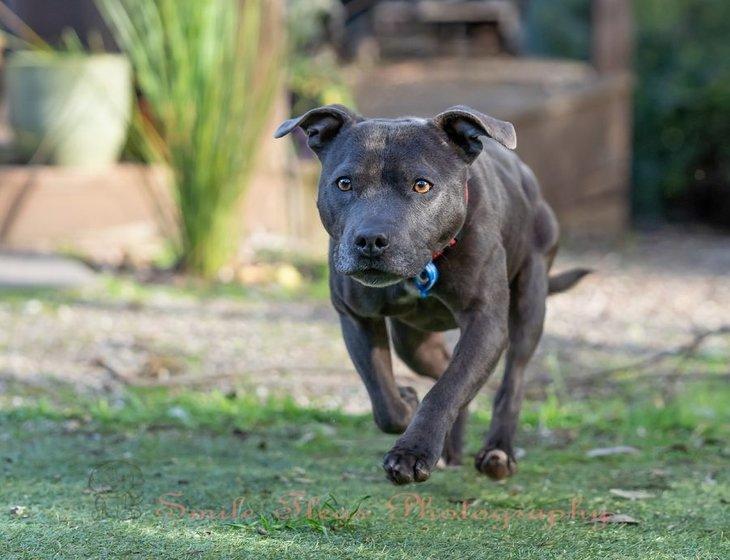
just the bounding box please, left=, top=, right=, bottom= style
left=2, top=378, right=729, bottom=559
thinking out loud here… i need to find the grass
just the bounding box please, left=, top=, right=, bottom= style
left=0, top=267, right=331, bottom=311
left=1, top=373, right=728, bottom=559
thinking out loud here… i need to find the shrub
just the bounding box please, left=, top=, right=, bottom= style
left=633, top=0, right=730, bottom=225
left=96, top=0, right=283, bottom=277
left=526, top=0, right=730, bottom=226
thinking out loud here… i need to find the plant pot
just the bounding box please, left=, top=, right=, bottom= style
left=5, top=52, right=131, bottom=166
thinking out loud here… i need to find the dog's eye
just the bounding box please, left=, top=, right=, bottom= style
left=413, top=179, right=432, bottom=194
left=336, top=177, right=352, bottom=191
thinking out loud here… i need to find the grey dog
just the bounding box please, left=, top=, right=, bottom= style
left=275, top=105, right=588, bottom=485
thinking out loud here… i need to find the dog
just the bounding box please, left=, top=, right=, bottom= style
left=275, top=105, right=588, bottom=485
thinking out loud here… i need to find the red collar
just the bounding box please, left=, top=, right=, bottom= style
left=431, top=184, right=468, bottom=260
left=432, top=238, right=457, bottom=260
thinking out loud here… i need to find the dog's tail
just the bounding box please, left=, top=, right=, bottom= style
left=548, top=268, right=592, bottom=295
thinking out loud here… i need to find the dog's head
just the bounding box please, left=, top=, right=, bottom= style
left=275, top=105, right=516, bottom=287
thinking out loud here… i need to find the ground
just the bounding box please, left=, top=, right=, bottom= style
left=1, top=228, right=729, bottom=559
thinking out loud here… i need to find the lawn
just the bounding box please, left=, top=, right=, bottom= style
left=2, top=368, right=728, bottom=559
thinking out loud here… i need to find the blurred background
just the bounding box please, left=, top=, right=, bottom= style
left=0, top=0, right=727, bottom=429
left=0, top=3, right=728, bottom=555
left=0, top=0, right=728, bottom=421
left=0, top=0, right=728, bottom=272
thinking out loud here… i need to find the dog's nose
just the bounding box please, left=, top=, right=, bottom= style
left=355, top=231, right=390, bottom=257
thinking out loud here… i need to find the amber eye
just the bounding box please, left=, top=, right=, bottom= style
left=337, top=177, right=352, bottom=191
left=413, top=179, right=432, bottom=194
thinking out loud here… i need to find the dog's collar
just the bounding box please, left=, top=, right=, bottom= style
left=413, top=184, right=468, bottom=298
left=414, top=262, right=439, bottom=298
left=431, top=237, right=458, bottom=260
left=413, top=238, right=456, bottom=298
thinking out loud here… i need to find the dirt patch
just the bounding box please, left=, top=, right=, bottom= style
left=1, top=228, right=728, bottom=413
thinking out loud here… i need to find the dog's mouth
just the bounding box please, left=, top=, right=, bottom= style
left=334, top=242, right=431, bottom=287
left=349, top=268, right=404, bottom=288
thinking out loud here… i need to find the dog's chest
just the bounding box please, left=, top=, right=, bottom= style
left=343, top=280, right=457, bottom=331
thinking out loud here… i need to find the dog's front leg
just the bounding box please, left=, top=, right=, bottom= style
left=338, top=311, right=418, bottom=434
left=383, top=303, right=508, bottom=484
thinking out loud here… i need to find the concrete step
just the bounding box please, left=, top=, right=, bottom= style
left=0, top=251, right=96, bottom=288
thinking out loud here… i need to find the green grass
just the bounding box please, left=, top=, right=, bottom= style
left=0, top=268, right=331, bottom=311
left=1, top=376, right=728, bottom=559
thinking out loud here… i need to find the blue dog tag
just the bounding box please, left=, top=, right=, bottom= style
left=414, top=261, right=438, bottom=298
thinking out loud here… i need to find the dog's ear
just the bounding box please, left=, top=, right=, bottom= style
left=433, top=105, right=516, bottom=163
left=274, top=104, right=361, bottom=153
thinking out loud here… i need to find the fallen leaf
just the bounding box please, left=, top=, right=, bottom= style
left=167, top=406, right=190, bottom=423
left=703, top=473, right=717, bottom=486
left=589, top=512, right=639, bottom=524
left=140, top=354, right=185, bottom=381
left=341, top=470, right=381, bottom=482
left=609, top=489, right=655, bottom=500
left=292, top=477, right=314, bottom=484
left=62, top=419, right=82, bottom=433
left=91, top=485, right=113, bottom=494
left=296, top=431, right=316, bottom=445
left=9, top=505, right=29, bottom=518
left=232, top=428, right=250, bottom=440
left=586, top=446, right=638, bottom=458
left=508, top=484, right=525, bottom=495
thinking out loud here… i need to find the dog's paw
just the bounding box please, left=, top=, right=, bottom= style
left=398, top=385, right=419, bottom=412
left=383, top=446, right=433, bottom=485
left=474, top=448, right=517, bottom=481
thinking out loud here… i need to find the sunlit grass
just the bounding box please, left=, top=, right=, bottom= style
left=0, top=263, right=331, bottom=309
left=2, top=376, right=728, bottom=559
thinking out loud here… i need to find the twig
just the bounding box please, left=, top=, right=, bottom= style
left=583, top=324, right=730, bottom=379
left=121, top=365, right=359, bottom=388
left=92, top=357, right=134, bottom=385
left=101, top=327, right=729, bottom=391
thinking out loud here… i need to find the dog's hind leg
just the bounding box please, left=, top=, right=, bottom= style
left=475, top=253, right=547, bottom=480
left=389, top=320, right=467, bottom=466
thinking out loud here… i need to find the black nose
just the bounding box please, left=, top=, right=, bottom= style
left=355, top=231, right=390, bottom=257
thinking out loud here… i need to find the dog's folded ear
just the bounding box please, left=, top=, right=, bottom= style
left=434, top=105, right=516, bottom=163
left=274, top=104, right=361, bottom=153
